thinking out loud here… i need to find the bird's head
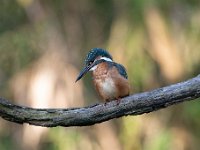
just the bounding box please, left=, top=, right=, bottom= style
left=75, top=48, right=113, bottom=82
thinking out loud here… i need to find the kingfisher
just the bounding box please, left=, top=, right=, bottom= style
left=76, top=48, right=130, bottom=103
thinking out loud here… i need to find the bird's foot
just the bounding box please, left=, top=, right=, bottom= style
left=116, top=98, right=121, bottom=105
left=104, top=102, right=108, bottom=106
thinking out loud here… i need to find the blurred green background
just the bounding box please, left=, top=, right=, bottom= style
left=0, top=0, right=200, bottom=150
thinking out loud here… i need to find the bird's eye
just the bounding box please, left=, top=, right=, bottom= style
left=89, top=61, right=93, bottom=65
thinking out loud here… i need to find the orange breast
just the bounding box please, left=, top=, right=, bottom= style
left=92, top=62, right=130, bottom=102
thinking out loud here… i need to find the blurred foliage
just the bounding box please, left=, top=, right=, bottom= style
left=0, top=0, right=27, bottom=33
left=0, top=0, right=200, bottom=150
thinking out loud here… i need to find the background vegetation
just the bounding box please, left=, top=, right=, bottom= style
left=0, top=0, right=200, bottom=150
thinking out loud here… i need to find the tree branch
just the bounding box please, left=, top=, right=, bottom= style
left=0, top=75, right=200, bottom=127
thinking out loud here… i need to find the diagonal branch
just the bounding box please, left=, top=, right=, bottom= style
left=0, top=75, right=200, bottom=127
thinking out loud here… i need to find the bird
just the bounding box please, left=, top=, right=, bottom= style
left=76, top=48, right=130, bottom=103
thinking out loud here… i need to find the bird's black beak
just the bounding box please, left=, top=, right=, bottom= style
left=75, top=65, right=91, bottom=82
left=75, top=59, right=105, bottom=82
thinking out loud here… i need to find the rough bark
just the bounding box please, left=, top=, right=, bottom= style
left=0, top=75, right=200, bottom=127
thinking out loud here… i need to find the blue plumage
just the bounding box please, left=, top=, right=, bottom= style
left=114, top=63, right=128, bottom=79
left=107, top=62, right=128, bottom=79
left=85, top=48, right=128, bottom=79
left=85, top=48, right=113, bottom=66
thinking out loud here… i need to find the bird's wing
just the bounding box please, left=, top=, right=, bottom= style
left=113, top=63, right=128, bottom=79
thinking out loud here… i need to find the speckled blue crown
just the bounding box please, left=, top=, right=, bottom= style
left=85, top=48, right=113, bottom=66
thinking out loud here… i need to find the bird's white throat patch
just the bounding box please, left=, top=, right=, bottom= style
left=89, top=65, right=97, bottom=71
left=89, top=57, right=113, bottom=71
